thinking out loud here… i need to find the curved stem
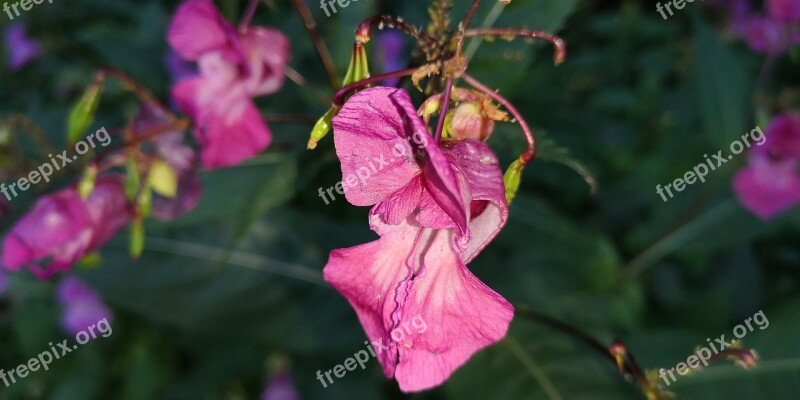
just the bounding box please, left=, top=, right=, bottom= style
left=463, top=73, right=535, bottom=164
left=290, top=0, right=340, bottom=90
left=99, top=68, right=173, bottom=117
left=464, top=28, right=567, bottom=65
left=332, top=68, right=417, bottom=107
left=239, top=0, right=260, bottom=28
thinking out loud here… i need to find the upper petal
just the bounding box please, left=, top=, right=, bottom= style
left=332, top=87, right=424, bottom=206
left=239, top=27, right=290, bottom=96
left=168, top=0, right=234, bottom=61
left=323, top=217, right=513, bottom=392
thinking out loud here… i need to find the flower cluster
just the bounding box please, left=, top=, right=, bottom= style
left=733, top=113, right=800, bottom=219
left=168, top=0, right=289, bottom=169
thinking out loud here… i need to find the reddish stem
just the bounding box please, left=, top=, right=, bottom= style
left=99, top=68, right=173, bottom=117
left=463, top=74, right=535, bottom=164
left=464, top=28, right=567, bottom=65
left=240, top=0, right=260, bottom=28
left=332, top=68, right=417, bottom=108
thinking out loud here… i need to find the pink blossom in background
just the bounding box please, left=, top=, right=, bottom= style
left=168, top=0, right=290, bottom=169
left=767, top=0, right=800, bottom=23
left=324, top=87, right=513, bottom=392
left=260, top=371, right=299, bottom=400
left=733, top=113, right=800, bottom=219
left=717, top=0, right=800, bottom=54
left=2, top=176, right=131, bottom=279
left=57, top=277, right=113, bottom=335
left=3, top=22, right=42, bottom=72
left=133, top=104, right=202, bottom=221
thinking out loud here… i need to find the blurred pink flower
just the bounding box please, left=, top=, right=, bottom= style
left=57, top=276, right=113, bottom=335
left=767, top=0, right=800, bottom=23
left=737, top=15, right=800, bottom=54
left=260, top=371, right=299, bottom=400
left=324, top=87, right=513, bottom=392
left=733, top=113, right=800, bottom=219
left=2, top=176, right=131, bottom=279
left=3, top=22, right=42, bottom=71
left=132, top=103, right=203, bottom=221
left=168, top=0, right=289, bottom=169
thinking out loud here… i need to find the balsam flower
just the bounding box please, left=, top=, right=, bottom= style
left=168, top=0, right=289, bottom=169
left=57, top=276, right=113, bottom=335
left=733, top=113, right=800, bottom=219
left=323, top=87, right=513, bottom=392
left=1, top=176, right=131, bottom=278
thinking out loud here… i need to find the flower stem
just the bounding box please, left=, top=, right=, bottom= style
left=239, top=0, right=260, bottom=28
left=98, top=68, right=173, bottom=117
left=463, top=73, right=535, bottom=164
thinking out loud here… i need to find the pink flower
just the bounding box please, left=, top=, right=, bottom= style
left=168, top=0, right=289, bottom=169
left=737, top=15, right=800, bottom=54
left=2, top=176, right=131, bottom=278
left=733, top=114, right=800, bottom=219
left=323, top=87, right=513, bottom=392
left=57, top=277, right=113, bottom=335
left=768, top=0, right=800, bottom=23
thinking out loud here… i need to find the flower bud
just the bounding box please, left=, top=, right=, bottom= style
left=446, top=102, right=496, bottom=141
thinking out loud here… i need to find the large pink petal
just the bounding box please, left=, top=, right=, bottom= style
left=167, top=0, right=233, bottom=61
left=323, top=217, right=513, bottom=392
left=393, top=228, right=513, bottom=392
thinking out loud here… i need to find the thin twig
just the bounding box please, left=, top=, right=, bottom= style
left=464, top=28, right=567, bottom=65
left=290, top=0, right=340, bottom=90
